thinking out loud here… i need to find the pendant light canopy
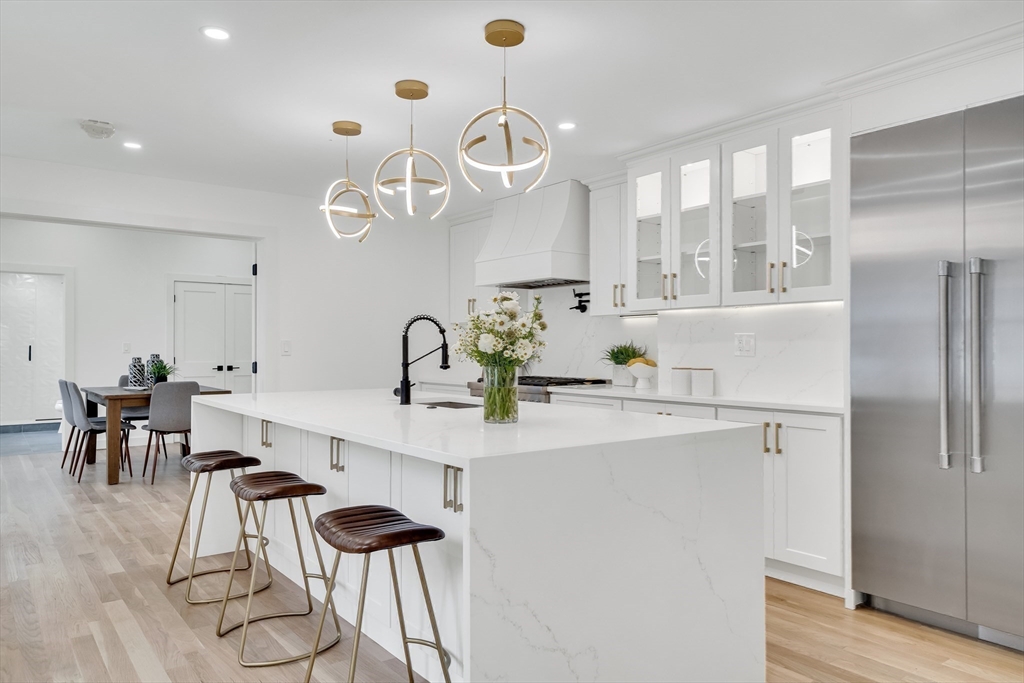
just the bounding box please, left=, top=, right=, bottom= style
left=458, top=20, right=550, bottom=193
left=320, top=121, right=377, bottom=242
left=374, top=80, right=450, bottom=220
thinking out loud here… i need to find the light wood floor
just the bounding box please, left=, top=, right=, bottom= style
left=1, top=446, right=1022, bottom=683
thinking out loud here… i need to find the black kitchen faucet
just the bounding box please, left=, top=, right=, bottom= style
left=395, top=314, right=450, bottom=405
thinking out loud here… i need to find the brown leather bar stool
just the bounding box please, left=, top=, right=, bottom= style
left=167, top=450, right=273, bottom=604
left=216, top=471, right=341, bottom=668
left=304, top=505, right=452, bottom=683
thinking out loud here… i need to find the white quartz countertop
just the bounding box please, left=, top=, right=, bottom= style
left=547, top=384, right=845, bottom=414
left=193, top=388, right=756, bottom=466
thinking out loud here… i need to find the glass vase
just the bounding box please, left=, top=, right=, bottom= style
left=483, top=365, right=518, bottom=424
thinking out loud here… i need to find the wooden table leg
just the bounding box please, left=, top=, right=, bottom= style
left=86, top=398, right=98, bottom=464
left=106, top=399, right=122, bottom=485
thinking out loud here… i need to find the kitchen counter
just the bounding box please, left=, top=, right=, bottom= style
left=190, top=389, right=765, bottom=682
left=547, top=384, right=845, bottom=414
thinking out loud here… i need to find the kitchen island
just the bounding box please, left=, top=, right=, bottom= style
left=190, top=389, right=765, bottom=682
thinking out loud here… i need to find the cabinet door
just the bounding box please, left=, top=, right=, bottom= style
left=243, top=416, right=274, bottom=471
left=778, top=110, right=845, bottom=303
left=449, top=223, right=481, bottom=325
left=718, top=407, right=775, bottom=558
left=626, top=158, right=671, bottom=311
left=303, top=433, right=350, bottom=586
left=662, top=404, right=716, bottom=420
left=722, top=129, right=779, bottom=306
left=670, top=144, right=721, bottom=308
left=773, top=413, right=842, bottom=575
left=589, top=184, right=626, bottom=316
left=268, top=425, right=303, bottom=559
left=344, top=442, right=394, bottom=625
left=400, top=456, right=464, bottom=682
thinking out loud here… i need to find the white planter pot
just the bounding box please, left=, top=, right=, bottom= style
left=612, top=365, right=636, bottom=387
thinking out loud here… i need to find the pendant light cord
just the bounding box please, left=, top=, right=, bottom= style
left=502, top=46, right=507, bottom=109
left=345, top=135, right=350, bottom=183
left=409, top=98, right=414, bottom=150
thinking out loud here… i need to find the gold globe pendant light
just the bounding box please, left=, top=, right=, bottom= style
left=374, top=80, right=450, bottom=220
left=458, top=20, right=550, bottom=193
left=320, top=121, right=377, bottom=243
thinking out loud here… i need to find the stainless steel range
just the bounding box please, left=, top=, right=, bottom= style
left=467, top=376, right=608, bottom=403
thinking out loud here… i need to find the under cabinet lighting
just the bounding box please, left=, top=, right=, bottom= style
left=123, top=142, right=142, bottom=149
left=202, top=27, right=230, bottom=40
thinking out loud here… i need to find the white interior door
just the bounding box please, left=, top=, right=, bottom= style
left=174, top=281, right=226, bottom=388
left=224, top=284, right=252, bottom=392
left=0, top=272, right=65, bottom=425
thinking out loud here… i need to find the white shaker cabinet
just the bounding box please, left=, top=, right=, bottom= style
left=669, top=144, right=721, bottom=308
left=588, top=183, right=627, bottom=315
left=719, top=407, right=843, bottom=576
left=626, top=157, right=672, bottom=310
left=448, top=221, right=495, bottom=325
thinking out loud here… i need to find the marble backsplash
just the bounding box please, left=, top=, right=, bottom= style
left=656, top=301, right=845, bottom=405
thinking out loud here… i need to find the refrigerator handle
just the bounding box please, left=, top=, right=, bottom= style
left=969, top=257, right=984, bottom=474
left=938, top=260, right=951, bottom=469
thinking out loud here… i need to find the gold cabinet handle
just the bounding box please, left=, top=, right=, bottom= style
left=620, top=283, right=626, bottom=307
left=779, top=262, right=787, bottom=293
left=443, top=464, right=464, bottom=512
left=260, top=419, right=273, bottom=448
left=657, top=411, right=663, bottom=415
left=662, top=273, right=669, bottom=300
left=329, top=437, right=345, bottom=472
left=762, top=422, right=770, bottom=454
left=443, top=464, right=454, bottom=510
left=671, top=272, right=678, bottom=300
left=613, top=284, right=619, bottom=307
left=454, top=466, right=464, bottom=513
left=774, top=422, right=782, bottom=454
left=768, top=262, right=776, bottom=294
left=467, top=298, right=472, bottom=316
left=665, top=412, right=672, bottom=416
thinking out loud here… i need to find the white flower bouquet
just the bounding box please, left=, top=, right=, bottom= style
left=453, top=291, right=547, bottom=423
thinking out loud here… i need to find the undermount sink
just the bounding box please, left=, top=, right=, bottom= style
left=418, top=401, right=481, bottom=410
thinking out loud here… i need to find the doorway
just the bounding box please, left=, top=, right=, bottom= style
left=0, top=271, right=66, bottom=425
left=173, top=281, right=252, bottom=392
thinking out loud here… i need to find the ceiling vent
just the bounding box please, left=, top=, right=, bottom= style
left=79, top=119, right=116, bottom=139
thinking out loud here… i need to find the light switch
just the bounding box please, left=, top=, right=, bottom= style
left=735, top=333, right=755, bottom=357
left=281, top=340, right=292, bottom=356
left=122, top=342, right=131, bottom=354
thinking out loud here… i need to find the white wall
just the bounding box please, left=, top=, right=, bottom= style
left=0, top=218, right=251, bottom=391
left=657, top=302, right=844, bottom=405
left=0, top=156, right=450, bottom=394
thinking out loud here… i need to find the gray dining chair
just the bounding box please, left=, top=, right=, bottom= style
left=57, top=379, right=109, bottom=472
left=66, top=381, right=135, bottom=483
left=142, top=381, right=200, bottom=485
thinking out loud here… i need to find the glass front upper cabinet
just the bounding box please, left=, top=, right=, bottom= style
left=785, top=128, right=832, bottom=291
left=626, top=159, right=671, bottom=310
left=670, top=144, right=720, bottom=307
left=730, top=144, right=770, bottom=295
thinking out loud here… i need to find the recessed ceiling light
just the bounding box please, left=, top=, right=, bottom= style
left=123, top=142, right=142, bottom=149
left=201, top=27, right=230, bottom=40
left=558, top=122, right=576, bottom=130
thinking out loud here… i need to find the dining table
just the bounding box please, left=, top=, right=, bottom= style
left=80, top=384, right=231, bottom=484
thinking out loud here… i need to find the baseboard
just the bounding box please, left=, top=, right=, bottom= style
left=765, top=558, right=845, bottom=597
left=872, top=596, right=1024, bottom=652
left=0, top=422, right=61, bottom=433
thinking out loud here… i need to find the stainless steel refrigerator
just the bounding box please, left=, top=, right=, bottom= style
left=851, top=95, right=1024, bottom=639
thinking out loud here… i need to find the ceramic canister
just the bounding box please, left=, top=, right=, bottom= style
left=671, top=367, right=692, bottom=396
left=145, top=353, right=161, bottom=388
left=691, top=368, right=715, bottom=397
left=128, top=357, right=146, bottom=388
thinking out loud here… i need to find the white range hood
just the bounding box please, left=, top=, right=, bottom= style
left=475, top=179, right=589, bottom=289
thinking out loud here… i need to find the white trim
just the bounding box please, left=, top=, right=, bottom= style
left=446, top=206, right=493, bottom=227
left=0, top=210, right=258, bottom=242
left=824, top=21, right=1024, bottom=98
left=581, top=169, right=627, bottom=191
left=0, top=262, right=76, bottom=385
left=766, top=558, right=845, bottom=598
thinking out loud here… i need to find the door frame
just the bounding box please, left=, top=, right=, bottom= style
left=165, top=273, right=254, bottom=391
left=0, top=262, right=76, bottom=385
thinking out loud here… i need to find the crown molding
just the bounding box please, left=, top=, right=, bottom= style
left=447, top=204, right=493, bottom=227
left=618, top=93, right=840, bottom=165
left=580, top=169, right=627, bottom=190
left=824, top=21, right=1024, bottom=98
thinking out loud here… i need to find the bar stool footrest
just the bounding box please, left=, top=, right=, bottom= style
left=406, top=637, right=452, bottom=669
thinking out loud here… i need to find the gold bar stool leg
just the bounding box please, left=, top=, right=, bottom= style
left=165, top=465, right=271, bottom=605
left=349, top=553, right=373, bottom=683
left=303, top=549, right=343, bottom=683
left=389, top=548, right=416, bottom=683
left=413, top=544, right=453, bottom=683
left=216, top=481, right=341, bottom=668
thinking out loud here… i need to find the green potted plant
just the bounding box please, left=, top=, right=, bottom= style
left=602, top=341, right=647, bottom=387
left=148, top=359, right=177, bottom=385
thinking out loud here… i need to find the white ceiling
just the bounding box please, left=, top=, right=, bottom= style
left=1, top=1, right=1021, bottom=216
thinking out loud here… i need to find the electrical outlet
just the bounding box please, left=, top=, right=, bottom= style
left=281, top=340, right=292, bottom=356
left=122, top=342, right=131, bottom=354
left=734, top=333, right=755, bottom=357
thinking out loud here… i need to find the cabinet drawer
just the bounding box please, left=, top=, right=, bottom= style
left=550, top=395, right=622, bottom=410
left=622, top=400, right=716, bottom=419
